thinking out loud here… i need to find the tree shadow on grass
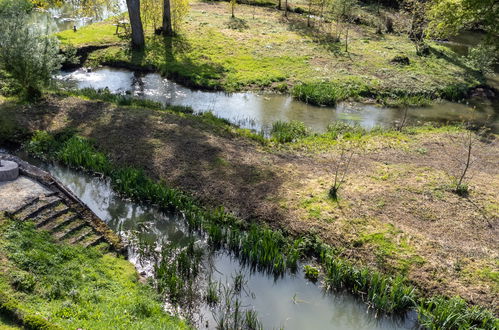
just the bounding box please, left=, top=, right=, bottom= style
left=61, top=99, right=286, bottom=223
left=146, top=35, right=227, bottom=90
left=281, top=14, right=344, bottom=56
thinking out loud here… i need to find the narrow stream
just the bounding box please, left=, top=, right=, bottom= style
left=28, top=159, right=417, bottom=329
left=57, top=67, right=499, bottom=134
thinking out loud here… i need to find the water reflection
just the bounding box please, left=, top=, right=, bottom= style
left=58, top=67, right=499, bottom=133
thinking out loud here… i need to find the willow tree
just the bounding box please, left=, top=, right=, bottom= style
left=126, top=0, right=145, bottom=49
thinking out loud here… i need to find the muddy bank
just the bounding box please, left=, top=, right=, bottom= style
left=1, top=95, right=498, bottom=312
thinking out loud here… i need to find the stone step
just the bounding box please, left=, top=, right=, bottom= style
left=30, top=203, right=69, bottom=225
left=10, top=197, right=39, bottom=215
left=39, top=211, right=78, bottom=231
left=14, top=196, right=61, bottom=221
left=54, top=220, right=87, bottom=241
left=64, top=226, right=94, bottom=245
left=81, top=234, right=105, bottom=248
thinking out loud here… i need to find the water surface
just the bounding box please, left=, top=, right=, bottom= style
left=57, top=67, right=499, bottom=134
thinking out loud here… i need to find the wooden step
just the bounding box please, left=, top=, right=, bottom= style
left=39, top=211, right=77, bottom=231
left=81, top=234, right=105, bottom=248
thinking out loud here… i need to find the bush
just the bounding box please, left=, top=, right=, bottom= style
left=466, top=43, right=497, bottom=74
left=0, top=0, right=63, bottom=100
left=10, top=271, right=36, bottom=292
left=271, top=120, right=310, bottom=143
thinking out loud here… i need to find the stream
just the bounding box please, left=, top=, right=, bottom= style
left=57, top=67, right=499, bottom=134
left=25, top=158, right=417, bottom=329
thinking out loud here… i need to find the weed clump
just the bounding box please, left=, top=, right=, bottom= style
left=303, top=265, right=320, bottom=282
left=271, top=120, right=310, bottom=143
left=292, top=80, right=370, bottom=106
left=417, top=296, right=498, bottom=329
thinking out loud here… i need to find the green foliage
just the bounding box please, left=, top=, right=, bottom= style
left=323, top=256, right=416, bottom=313
left=292, top=80, right=370, bottom=106
left=25, top=130, right=59, bottom=157
left=427, top=0, right=499, bottom=41
left=417, top=296, right=498, bottom=330
left=271, top=120, right=310, bottom=143
left=466, top=44, right=497, bottom=74
left=155, top=239, right=203, bottom=306
left=0, top=0, right=63, bottom=99
left=0, top=218, right=187, bottom=329
left=303, top=265, right=319, bottom=281
left=206, top=280, right=220, bottom=305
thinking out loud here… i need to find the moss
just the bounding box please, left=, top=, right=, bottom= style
left=354, top=223, right=425, bottom=273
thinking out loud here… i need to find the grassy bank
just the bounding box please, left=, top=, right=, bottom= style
left=0, top=214, right=187, bottom=329
left=56, top=1, right=482, bottom=104
left=21, top=129, right=498, bottom=328
left=0, top=94, right=497, bottom=319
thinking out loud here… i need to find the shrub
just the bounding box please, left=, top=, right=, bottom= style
left=271, top=120, right=310, bottom=143
left=0, top=0, right=63, bottom=99
left=10, top=271, right=36, bottom=293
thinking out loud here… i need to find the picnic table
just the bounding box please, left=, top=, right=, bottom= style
left=114, top=20, right=130, bottom=35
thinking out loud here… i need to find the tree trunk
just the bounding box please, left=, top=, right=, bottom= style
left=162, top=0, right=173, bottom=36
left=126, top=0, right=145, bottom=49
left=284, top=0, right=288, bottom=17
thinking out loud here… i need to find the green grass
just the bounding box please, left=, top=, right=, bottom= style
left=56, top=20, right=123, bottom=47
left=0, top=215, right=187, bottom=329
left=55, top=0, right=482, bottom=102
left=270, top=120, right=310, bottom=143
left=417, top=296, right=498, bottom=330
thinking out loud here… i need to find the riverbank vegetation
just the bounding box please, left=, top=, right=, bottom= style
left=0, top=213, right=187, bottom=329
left=0, top=94, right=497, bottom=324
left=55, top=0, right=489, bottom=105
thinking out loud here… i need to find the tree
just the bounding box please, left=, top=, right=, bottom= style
left=162, top=0, right=173, bottom=36
left=404, top=0, right=429, bottom=55
left=126, top=0, right=145, bottom=49
left=426, top=0, right=498, bottom=65
left=426, top=0, right=499, bottom=41
left=0, top=0, right=63, bottom=99
left=330, top=0, right=357, bottom=51
left=230, top=0, right=236, bottom=18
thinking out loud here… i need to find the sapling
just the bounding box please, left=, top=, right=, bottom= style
left=329, top=143, right=356, bottom=201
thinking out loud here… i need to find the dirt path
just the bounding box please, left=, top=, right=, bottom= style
left=2, top=95, right=498, bottom=311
